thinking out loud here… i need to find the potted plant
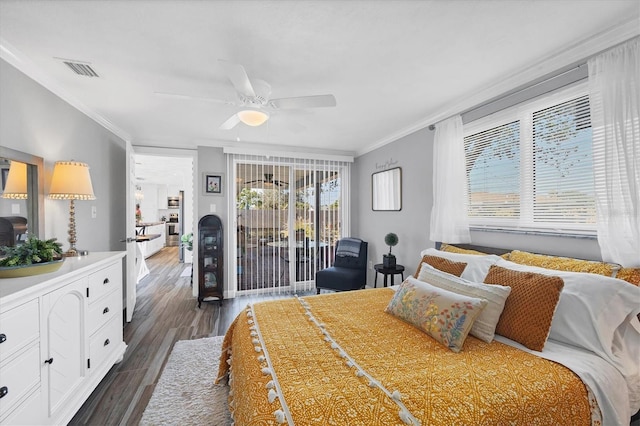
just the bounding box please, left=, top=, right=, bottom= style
left=0, top=236, right=64, bottom=278
left=383, top=232, right=398, bottom=268
left=180, top=232, right=193, bottom=251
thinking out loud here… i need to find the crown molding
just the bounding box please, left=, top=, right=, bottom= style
left=356, top=16, right=640, bottom=157
left=0, top=37, right=132, bottom=143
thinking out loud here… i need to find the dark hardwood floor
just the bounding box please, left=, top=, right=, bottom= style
left=70, top=246, right=303, bottom=426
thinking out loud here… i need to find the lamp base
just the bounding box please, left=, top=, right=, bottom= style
left=64, top=248, right=89, bottom=257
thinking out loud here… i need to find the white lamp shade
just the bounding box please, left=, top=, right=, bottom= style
left=237, top=109, right=269, bottom=127
left=49, top=161, right=96, bottom=200
left=2, top=161, right=28, bottom=199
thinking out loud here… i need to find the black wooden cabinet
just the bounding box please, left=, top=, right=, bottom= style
left=198, top=215, right=223, bottom=307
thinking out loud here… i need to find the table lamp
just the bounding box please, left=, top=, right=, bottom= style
left=48, top=161, right=96, bottom=256
left=2, top=161, right=28, bottom=199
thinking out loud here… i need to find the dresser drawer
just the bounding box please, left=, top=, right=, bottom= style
left=89, top=316, right=122, bottom=373
left=87, top=289, right=121, bottom=335
left=88, top=262, right=122, bottom=303
left=0, top=299, right=39, bottom=361
left=0, top=386, right=44, bottom=425
left=0, top=344, right=40, bottom=418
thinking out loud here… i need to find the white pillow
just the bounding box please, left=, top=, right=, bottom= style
left=419, top=248, right=501, bottom=282
left=417, top=262, right=511, bottom=343
left=495, top=258, right=640, bottom=410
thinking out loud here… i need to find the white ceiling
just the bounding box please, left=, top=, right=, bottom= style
left=1, top=0, right=638, bottom=164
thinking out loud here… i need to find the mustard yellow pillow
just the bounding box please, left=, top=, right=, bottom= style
left=617, top=268, right=640, bottom=286
left=440, top=243, right=487, bottom=256
left=414, top=255, right=467, bottom=278
left=484, top=265, right=564, bottom=352
left=506, top=250, right=614, bottom=277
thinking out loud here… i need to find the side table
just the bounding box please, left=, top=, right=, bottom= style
left=374, top=264, right=405, bottom=288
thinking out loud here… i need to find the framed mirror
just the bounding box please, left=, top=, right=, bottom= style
left=372, top=167, right=402, bottom=211
left=0, top=147, right=45, bottom=243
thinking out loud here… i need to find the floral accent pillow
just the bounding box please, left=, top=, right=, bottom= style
left=417, top=263, right=511, bottom=343
left=385, top=276, right=488, bottom=352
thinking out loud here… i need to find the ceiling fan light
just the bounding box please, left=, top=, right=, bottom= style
left=238, top=109, right=269, bottom=126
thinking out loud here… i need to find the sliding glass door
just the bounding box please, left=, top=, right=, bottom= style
left=231, top=155, right=350, bottom=295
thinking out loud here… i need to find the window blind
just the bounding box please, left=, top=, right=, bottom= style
left=464, top=120, right=521, bottom=222
left=531, top=95, right=595, bottom=226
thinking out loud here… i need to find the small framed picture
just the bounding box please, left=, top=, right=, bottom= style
left=204, top=173, right=223, bottom=195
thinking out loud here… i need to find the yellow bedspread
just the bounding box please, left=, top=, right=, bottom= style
left=217, top=288, right=592, bottom=425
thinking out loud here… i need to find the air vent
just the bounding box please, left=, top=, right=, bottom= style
left=61, top=60, right=99, bottom=77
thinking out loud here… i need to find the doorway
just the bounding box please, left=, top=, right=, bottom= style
left=232, top=155, right=350, bottom=295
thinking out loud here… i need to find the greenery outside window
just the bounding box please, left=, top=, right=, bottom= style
left=463, top=82, right=596, bottom=235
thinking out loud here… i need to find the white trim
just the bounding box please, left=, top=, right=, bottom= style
left=0, top=37, right=133, bottom=143
left=223, top=146, right=354, bottom=162
left=131, top=146, right=197, bottom=156
left=463, top=81, right=589, bottom=136
left=356, top=17, right=640, bottom=156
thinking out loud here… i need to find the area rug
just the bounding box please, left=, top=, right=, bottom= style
left=140, top=335, right=232, bottom=425
left=180, top=265, right=192, bottom=277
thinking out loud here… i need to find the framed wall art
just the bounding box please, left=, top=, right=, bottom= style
left=204, top=173, right=223, bottom=195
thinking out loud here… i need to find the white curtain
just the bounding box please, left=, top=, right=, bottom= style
left=429, top=115, right=471, bottom=243
left=589, top=36, right=640, bottom=267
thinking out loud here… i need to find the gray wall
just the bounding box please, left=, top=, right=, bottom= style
left=353, top=127, right=435, bottom=287
left=195, top=146, right=228, bottom=296
left=0, top=59, right=126, bottom=252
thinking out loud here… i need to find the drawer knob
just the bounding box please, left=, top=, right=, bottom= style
left=44, top=357, right=54, bottom=365
left=103, top=307, right=110, bottom=314
left=0, top=386, right=7, bottom=399
left=0, top=333, right=6, bottom=344
left=104, top=338, right=110, bottom=346
left=103, top=278, right=110, bottom=285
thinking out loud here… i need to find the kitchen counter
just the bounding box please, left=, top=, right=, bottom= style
left=136, top=221, right=165, bottom=236
left=136, top=221, right=165, bottom=226
left=135, top=233, right=161, bottom=242
left=136, top=222, right=166, bottom=276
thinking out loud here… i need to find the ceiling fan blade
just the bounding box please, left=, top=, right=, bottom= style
left=218, top=60, right=256, bottom=98
left=220, top=114, right=241, bottom=130
left=154, top=92, right=231, bottom=104
left=270, top=94, right=336, bottom=110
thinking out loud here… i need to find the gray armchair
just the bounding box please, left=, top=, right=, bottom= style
left=315, top=238, right=368, bottom=294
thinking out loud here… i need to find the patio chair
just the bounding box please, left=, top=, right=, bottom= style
left=315, top=238, right=368, bottom=294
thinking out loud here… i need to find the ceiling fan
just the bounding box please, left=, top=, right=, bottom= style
left=245, top=173, right=288, bottom=187
left=156, top=60, right=336, bottom=130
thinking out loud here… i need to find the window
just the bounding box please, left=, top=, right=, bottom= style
left=464, top=83, right=595, bottom=234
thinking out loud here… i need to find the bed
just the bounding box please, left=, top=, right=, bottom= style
left=217, top=246, right=640, bottom=425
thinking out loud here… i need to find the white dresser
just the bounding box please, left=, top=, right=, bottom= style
left=0, top=252, right=127, bottom=425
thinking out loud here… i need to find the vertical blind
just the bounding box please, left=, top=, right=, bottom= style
left=229, top=153, right=351, bottom=296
